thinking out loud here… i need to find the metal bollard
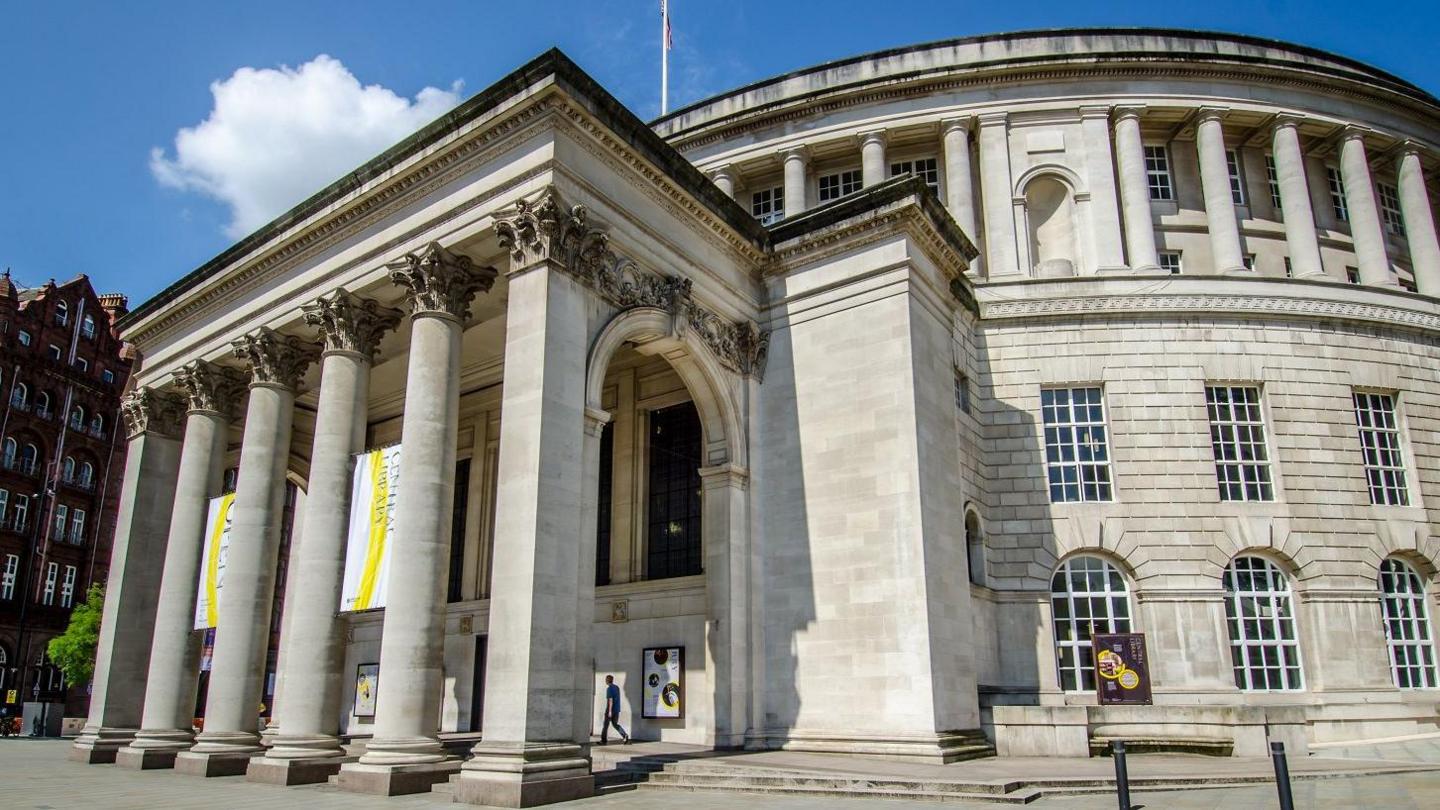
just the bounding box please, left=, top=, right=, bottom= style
left=1270, top=741, right=1295, bottom=810
left=1112, top=740, right=1132, bottom=810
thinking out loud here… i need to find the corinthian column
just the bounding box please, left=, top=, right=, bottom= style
left=1271, top=115, right=1325, bottom=278
left=70, top=389, right=185, bottom=763
left=1195, top=109, right=1246, bottom=273
left=118, top=362, right=245, bottom=770
left=1114, top=107, right=1160, bottom=272
left=1396, top=145, right=1440, bottom=294
left=455, top=189, right=596, bottom=808
left=338, top=244, right=495, bottom=796
left=1339, top=127, right=1396, bottom=287
left=176, top=329, right=316, bottom=777
left=249, top=292, right=400, bottom=786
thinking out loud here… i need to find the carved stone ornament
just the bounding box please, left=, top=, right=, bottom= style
left=120, top=387, right=185, bottom=440
left=173, top=360, right=249, bottom=416
left=302, top=289, right=403, bottom=359
left=387, top=242, right=498, bottom=320
left=231, top=327, right=320, bottom=390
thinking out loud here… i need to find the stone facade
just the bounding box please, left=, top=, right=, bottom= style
left=78, top=28, right=1440, bottom=805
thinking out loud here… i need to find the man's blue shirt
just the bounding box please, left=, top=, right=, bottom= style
left=605, top=683, right=621, bottom=719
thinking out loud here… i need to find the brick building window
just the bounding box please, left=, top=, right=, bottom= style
left=81, top=314, right=96, bottom=340
left=1223, top=556, right=1304, bottom=691
left=54, top=301, right=68, bottom=327
left=1379, top=558, right=1438, bottom=689
left=60, top=565, right=76, bottom=608
left=1205, top=386, right=1274, bottom=501
left=17, top=330, right=30, bottom=347
left=42, top=561, right=57, bottom=605
left=1051, top=556, right=1132, bottom=691
left=1040, top=386, right=1112, bottom=503
left=1, top=554, right=17, bottom=600
left=1353, top=392, right=1409, bottom=506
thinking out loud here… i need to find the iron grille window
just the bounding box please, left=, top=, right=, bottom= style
left=595, top=422, right=613, bottom=587
left=1378, top=182, right=1406, bottom=237
left=1353, top=392, right=1409, bottom=506
left=1327, top=167, right=1349, bottom=222
left=750, top=186, right=784, bottom=225
left=1158, top=251, right=1182, bottom=274
left=890, top=158, right=939, bottom=193
left=1205, top=386, right=1274, bottom=502
left=1040, top=387, right=1112, bottom=503
left=1265, top=155, right=1282, bottom=210
left=1144, top=145, right=1173, bottom=201
left=817, top=169, right=862, bottom=202
left=1226, top=149, right=1247, bottom=205
left=1050, top=556, right=1132, bottom=691
left=646, top=402, right=703, bottom=580
left=1380, top=558, right=1438, bottom=689
left=1223, top=556, right=1304, bottom=691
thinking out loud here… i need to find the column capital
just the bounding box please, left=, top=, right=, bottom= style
left=941, top=116, right=973, bottom=135
left=232, top=327, right=319, bottom=391
left=1112, top=105, right=1146, bottom=123
left=493, top=188, right=608, bottom=279
left=302, top=289, right=403, bottom=359
left=583, top=406, right=612, bottom=438
left=388, top=241, right=498, bottom=319
left=172, top=360, right=248, bottom=417
left=710, top=164, right=737, bottom=184
left=1077, top=104, right=1112, bottom=120
left=698, top=462, right=750, bottom=490
left=1271, top=112, right=1306, bottom=132
left=120, top=387, right=185, bottom=440
left=976, top=110, right=1008, bottom=128
left=779, top=143, right=810, bottom=163
left=1338, top=124, right=1372, bottom=144
left=859, top=129, right=888, bottom=147
left=1397, top=140, right=1427, bottom=160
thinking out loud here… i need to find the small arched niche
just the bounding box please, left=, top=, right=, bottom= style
left=1026, top=175, right=1077, bottom=278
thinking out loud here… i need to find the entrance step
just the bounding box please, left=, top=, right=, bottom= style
left=1089, top=736, right=1233, bottom=757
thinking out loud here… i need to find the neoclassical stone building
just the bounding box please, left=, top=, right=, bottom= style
left=73, top=28, right=1440, bottom=805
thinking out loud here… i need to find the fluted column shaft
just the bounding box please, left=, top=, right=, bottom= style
left=1397, top=148, right=1440, bottom=294
left=861, top=131, right=887, bottom=187
left=1195, top=111, right=1246, bottom=273
left=1272, top=117, right=1325, bottom=278
left=1340, top=130, right=1395, bottom=287
left=941, top=119, right=978, bottom=272
left=977, top=112, right=1019, bottom=277
left=782, top=147, right=808, bottom=217
left=1113, top=108, right=1160, bottom=271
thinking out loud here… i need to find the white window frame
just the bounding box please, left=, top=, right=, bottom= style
left=53, top=504, right=68, bottom=539
left=749, top=186, right=784, bottom=226
left=17, top=330, right=31, bottom=347
left=1223, top=556, right=1304, bottom=691
left=1050, top=556, right=1133, bottom=692
left=1242, top=254, right=1256, bottom=271
left=1265, top=154, right=1282, bottom=210
left=1354, top=391, right=1410, bottom=506
left=1158, top=251, right=1182, bottom=274
left=14, top=494, right=28, bottom=532
left=889, top=157, right=940, bottom=194
left=817, top=169, right=862, bottom=202
left=1380, top=558, right=1438, bottom=689
left=1226, top=149, right=1247, bottom=205
left=71, top=508, right=85, bottom=544
left=42, top=561, right=58, bottom=605
left=101, top=369, right=115, bottom=384
left=1327, top=166, right=1349, bottom=222
left=1144, top=145, right=1173, bottom=201
left=54, top=301, right=68, bottom=327
left=0, top=488, right=8, bottom=522
left=81, top=314, right=96, bottom=340
left=1040, top=386, right=1114, bottom=503
left=74, top=356, right=88, bottom=373
left=1, top=554, right=17, bottom=600
left=1205, top=385, right=1275, bottom=502
left=1378, top=182, right=1405, bottom=237
left=60, top=565, right=76, bottom=608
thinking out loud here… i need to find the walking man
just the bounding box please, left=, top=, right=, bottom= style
left=599, top=674, right=630, bottom=745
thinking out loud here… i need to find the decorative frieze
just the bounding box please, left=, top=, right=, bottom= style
left=494, top=187, right=771, bottom=380
left=173, top=360, right=249, bottom=416
left=981, top=293, right=1440, bottom=334
left=232, top=327, right=319, bottom=391
left=120, top=388, right=186, bottom=440
left=387, top=242, right=498, bottom=320
left=302, top=289, right=403, bottom=359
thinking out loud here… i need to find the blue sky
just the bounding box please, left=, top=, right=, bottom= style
left=2, top=1, right=1437, bottom=307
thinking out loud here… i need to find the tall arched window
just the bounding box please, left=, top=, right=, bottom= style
left=10, top=383, right=27, bottom=409
left=62, top=456, right=75, bottom=481
left=35, top=391, right=51, bottom=417
left=90, top=414, right=104, bottom=436
left=69, top=405, right=85, bottom=430
left=81, top=313, right=96, bottom=340
left=1051, top=555, right=1132, bottom=691
left=54, top=301, right=69, bottom=327
left=965, top=509, right=985, bottom=586
left=79, top=461, right=94, bottom=487
left=1, top=438, right=15, bottom=467
left=1379, top=558, right=1438, bottom=689
left=1223, top=556, right=1304, bottom=691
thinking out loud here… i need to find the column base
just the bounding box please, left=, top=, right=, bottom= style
left=1096, top=265, right=1137, bottom=275
left=1220, top=266, right=1254, bottom=275
left=247, top=754, right=354, bottom=786
left=69, top=726, right=138, bottom=763
left=174, top=749, right=261, bottom=777
left=455, top=741, right=593, bottom=808
left=336, top=759, right=462, bottom=796
left=116, top=747, right=182, bottom=770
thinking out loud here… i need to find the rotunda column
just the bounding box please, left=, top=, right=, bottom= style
left=941, top=118, right=979, bottom=273
left=1271, top=115, right=1326, bottom=278
left=1113, top=107, right=1160, bottom=271
left=117, top=362, right=245, bottom=770
left=247, top=291, right=400, bottom=786
left=1079, top=105, right=1127, bottom=272
left=977, top=111, right=1019, bottom=277
left=782, top=145, right=809, bottom=217
left=176, top=329, right=317, bottom=777
left=1396, top=144, right=1440, bottom=294
left=1339, top=127, right=1396, bottom=287
left=1195, top=109, right=1247, bottom=273
left=711, top=165, right=736, bottom=199
left=860, top=130, right=888, bottom=188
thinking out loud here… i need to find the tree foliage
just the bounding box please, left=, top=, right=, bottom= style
left=47, top=585, right=104, bottom=687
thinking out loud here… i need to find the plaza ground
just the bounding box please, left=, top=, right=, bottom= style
left=4, top=736, right=1440, bottom=808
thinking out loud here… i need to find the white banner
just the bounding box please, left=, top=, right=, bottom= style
left=339, top=444, right=401, bottom=612
left=193, top=492, right=236, bottom=630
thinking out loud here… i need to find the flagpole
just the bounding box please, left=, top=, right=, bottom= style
left=661, top=1, right=670, bottom=114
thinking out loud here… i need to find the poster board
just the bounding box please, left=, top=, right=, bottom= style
left=1092, top=632, right=1153, bottom=705
left=192, top=493, right=236, bottom=630
left=641, top=646, right=684, bottom=719
left=353, top=663, right=379, bottom=718
left=339, top=445, right=401, bottom=612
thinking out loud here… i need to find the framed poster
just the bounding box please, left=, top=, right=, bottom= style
left=353, top=663, right=379, bottom=718
left=1092, top=632, right=1153, bottom=705
left=641, top=646, right=684, bottom=719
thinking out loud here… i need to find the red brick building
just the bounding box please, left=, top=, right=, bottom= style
left=0, top=273, right=132, bottom=717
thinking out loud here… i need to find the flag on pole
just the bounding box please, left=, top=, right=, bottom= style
left=662, top=0, right=673, bottom=50
left=660, top=0, right=672, bottom=114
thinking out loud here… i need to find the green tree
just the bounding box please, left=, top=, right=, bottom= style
left=47, top=585, right=104, bottom=687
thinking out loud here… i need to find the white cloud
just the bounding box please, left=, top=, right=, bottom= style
left=151, top=55, right=461, bottom=238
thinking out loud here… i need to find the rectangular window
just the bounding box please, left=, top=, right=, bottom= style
left=446, top=458, right=469, bottom=603
left=1226, top=149, right=1247, bottom=205
left=101, top=369, right=115, bottom=384
left=646, top=403, right=704, bottom=579
left=1144, top=145, right=1173, bottom=201
left=1354, top=392, right=1409, bottom=506
left=53, top=504, right=68, bottom=539
left=954, top=371, right=971, bottom=415
left=1265, top=155, right=1282, bottom=210
left=1040, top=387, right=1113, bottom=503
left=1243, top=254, right=1256, bottom=271
left=74, top=357, right=88, bottom=372
left=596, top=422, right=614, bottom=587
left=14, top=495, right=28, bottom=532
left=1158, top=251, right=1182, bottom=274
left=1327, top=167, right=1349, bottom=222
left=890, top=157, right=940, bottom=193
left=47, top=344, right=61, bottom=361
left=1378, top=182, right=1406, bottom=237
left=42, top=562, right=57, bottom=605
left=1284, top=257, right=1293, bottom=278
left=1206, top=386, right=1274, bottom=502
left=817, top=169, right=862, bottom=202
left=60, top=565, right=76, bottom=608
left=17, top=330, right=30, bottom=347
left=71, top=509, right=86, bottom=545
left=1, top=554, right=16, bottom=600
left=1346, top=265, right=1360, bottom=284
left=749, top=186, right=784, bottom=225
left=0, top=488, right=8, bottom=523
